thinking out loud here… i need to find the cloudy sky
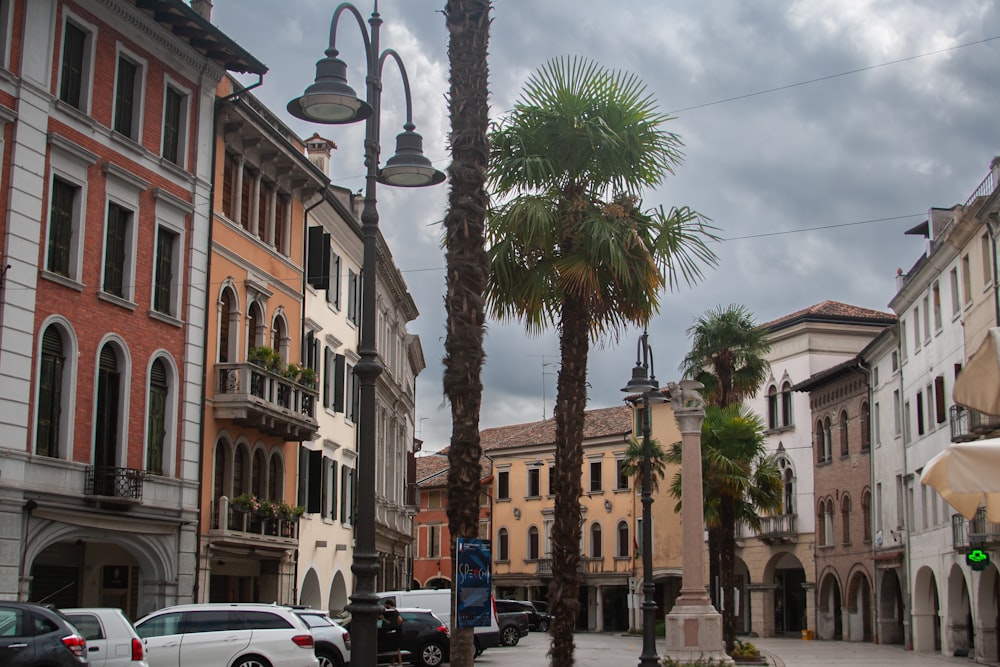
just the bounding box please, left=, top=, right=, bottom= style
left=211, top=0, right=1000, bottom=451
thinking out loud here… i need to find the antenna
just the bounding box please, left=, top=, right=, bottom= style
left=530, top=354, right=560, bottom=420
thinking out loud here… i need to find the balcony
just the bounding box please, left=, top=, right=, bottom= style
left=209, top=498, right=299, bottom=548
left=214, top=363, right=318, bottom=441
left=535, top=557, right=631, bottom=577
left=952, top=508, right=1000, bottom=553
left=85, top=466, right=144, bottom=504
left=950, top=405, right=1000, bottom=442
left=737, top=513, right=797, bottom=544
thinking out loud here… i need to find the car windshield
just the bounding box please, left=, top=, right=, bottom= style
left=297, top=613, right=333, bottom=628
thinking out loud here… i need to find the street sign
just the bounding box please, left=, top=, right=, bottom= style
left=967, top=548, right=991, bottom=572
left=455, top=538, right=492, bottom=627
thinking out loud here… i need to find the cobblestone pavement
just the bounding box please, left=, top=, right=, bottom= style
left=472, top=630, right=989, bottom=667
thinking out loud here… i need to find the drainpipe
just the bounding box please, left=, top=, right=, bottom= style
left=897, top=331, right=914, bottom=650
left=986, top=212, right=1000, bottom=327
left=857, top=358, right=878, bottom=643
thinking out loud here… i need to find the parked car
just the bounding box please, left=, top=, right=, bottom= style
left=508, top=600, right=552, bottom=632
left=63, top=607, right=148, bottom=667
left=134, top=602, right=317, bottom=667
left=286, top=607, right=351, bottom=667
left=375, top=589, right=500, bottom=655
left=492, top=600, right=530, bottom=646
left=341, top=607, right=449, bottom=667
left=0, top=600, right=87, bottom=667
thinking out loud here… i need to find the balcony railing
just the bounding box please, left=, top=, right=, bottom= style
left=952, top=508, right=1000, bottom=552
left=535, top=557, right=630, bottom=577
left=85, top=466, right=144, bottom=501
left=950, top=405, right=1000, bottom=442
left=737, top=513, right=797, bottom=543
left=214, top=362, right=318, bottom=441
left=211, top=499, right=300, bottom=541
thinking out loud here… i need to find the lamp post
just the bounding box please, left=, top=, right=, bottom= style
left=288, top=4, right=445, bottom=666
left=621, top=330, right=667, bottom=667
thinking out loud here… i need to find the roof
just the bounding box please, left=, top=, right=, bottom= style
left=134, top=0, right=267, bottom=75
left=761, top=300, right=896, bottom=333
left=791, top=356, right=865, bottom=392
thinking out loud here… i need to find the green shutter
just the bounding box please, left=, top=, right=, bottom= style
left=60, top=23, right=86, bottom=108
left=37, top=328, right=64, bottom=457
left=47, top=179, right=75, bottom=276
left=103, top=205, right=128, bottom=297
left=146, top=360, right=167, bottom=475
left=162, top=86, right=182, bottom=164
left=114, top=57, right=137, bottom=137
left=154, top=228, right=175, bottom=314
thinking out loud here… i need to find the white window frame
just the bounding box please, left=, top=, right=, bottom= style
left=143, top=352, right=178, bottom=477
left=0, top=0, right=14, bottom=71
left=57, top=10, right=98, bottom=114
left=150, top=189, right=190, bottom=321
left=160, top=76, right=191, bottom=167
left=44, top=135, right=97, bottom=286
left=112, top=44, right=147, bottom=142
left=101, top=162, right=149, bottom=305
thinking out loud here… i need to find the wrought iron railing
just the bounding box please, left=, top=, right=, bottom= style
left=217, top=363, right=318, bottom=419
left=965, top=168, right=995, bottom=208
left=85, top=466, right=144, bottom=499
left=950, top=405, right=1000, bottom=442
left=952, top=508, right=1000, bottom=552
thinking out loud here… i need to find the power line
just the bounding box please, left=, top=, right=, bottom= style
left=668, top=35, right=1000, bottom=114
left=721, top=214, right=924, bottom=241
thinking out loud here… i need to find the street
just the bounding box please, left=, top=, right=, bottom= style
left=473, top=631, right=979, bottom=667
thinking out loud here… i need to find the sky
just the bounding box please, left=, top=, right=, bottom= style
left=210, top=0, right=1000, bottom=452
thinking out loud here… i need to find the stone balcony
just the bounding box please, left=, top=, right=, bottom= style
left=214, top=362, right=318, bottom=441
left=208, top=497, right=299, bottom=549
left=950, top=405, right=1000, bottom=442
left=737, top=513, right=798, bottom=544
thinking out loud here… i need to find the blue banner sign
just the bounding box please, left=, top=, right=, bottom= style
left=455, top=538, right=492, bottom=628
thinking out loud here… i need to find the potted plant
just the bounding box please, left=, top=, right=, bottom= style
left=284, top=363, right=301, bottom=381
left=232, top=493, right=259, bottom=512
left=266, top=349, right=284, bottom=373
left=248, top=346, right=273, bottom=368
left=298, top=367, right=317, bottom=388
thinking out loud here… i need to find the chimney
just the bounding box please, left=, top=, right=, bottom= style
left=304, top=133, right=337, bottom=176
left=191, top=0, right=213, bottom=21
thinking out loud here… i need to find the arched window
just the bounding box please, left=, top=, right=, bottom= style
left=841, top=495, right=852, bottom=544
left=37, top=325, right=67, bottom=458
left=823, top=417, right=832, bottom=461
left=247, top=302, right=263, bottom=352
left=497, top=528, right=509, bottom=561
left=839, top=410, right=849, bottom=457
left=781, top=381, right=793, bottom=427
left=219, top=288, right=238, bottom=363
left=817, top=500, right=826, bottom=547
left=214, top=438, right=229, bottom=502
left=94, top=343, right=124, bottom=471
left=815, top=420, right=825, bottom=464
left=252, top=448, right=266, bottom=498
left=860, top=402, right=871, bottom=452
left=271, top=314, right=288, bottom=363
left=617, top=521, right=630, bottom=557
left=146, top=358, right=168, bottom=475
left=767, top=385, right=778, bottom=429
left=861, top=490, right=872, bottom=543
left=234, top=444, right=249, bottom=496
left=269, top=452, right=283, bottom=501
left=528, top=526, right=539, bottom=560
left=590, top=523, right=602, bottom=558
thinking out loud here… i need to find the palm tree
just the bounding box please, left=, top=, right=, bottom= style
left=487, top=56, right=718, bottom=667
left=678, top=304, right=770, bottom=625
left=666, top=405, right=783, bottom=654
left=442, top=3, right=491, bottom=666
left=620, top=437, right=668, bottom=493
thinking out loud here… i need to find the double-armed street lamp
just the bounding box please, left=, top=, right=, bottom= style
left=621, top=330, right=668, bottom=667
left=288, top=3, right=445, bottom=665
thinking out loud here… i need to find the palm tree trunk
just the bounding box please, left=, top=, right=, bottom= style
left=549, top=293, right=589, bottom=667
left=719, top=496, right=737, bottom=654
left=442, top=2, right=491, bottom=666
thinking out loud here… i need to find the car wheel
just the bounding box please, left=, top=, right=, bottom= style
left=232, top=656, right=272, bottom=667
left=417, top=640, right=447, bottom=667
left=317, top=649, right=344, bottom=667
left=538, top=619, right=548, bottom=632
left=474, top=638, right=484, bottom=657
left=502, top=625, right=520, bottom=646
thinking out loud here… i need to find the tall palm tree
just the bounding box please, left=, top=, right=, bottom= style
left=666, top=406, right=783, bottom=654
left=620, top=437, right=668, bottom=493
left=487, top=56, right=718, bottom=667
left=678, top=304, right=770, bottom=623
left=442, top=3, right=491, bottom=666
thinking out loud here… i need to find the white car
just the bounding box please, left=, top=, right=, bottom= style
left=286, top=608, right=350, bottom=667
left=134, top=603, right=318, bottom=667
left=63, top=607, right=149, bottom=667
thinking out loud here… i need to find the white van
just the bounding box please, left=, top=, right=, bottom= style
left=376, top=589, right=501, bottom=655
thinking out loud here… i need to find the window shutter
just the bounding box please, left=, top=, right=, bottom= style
left=306, top=227, right=330, bottom=290
left=307, top=449, right=323, bottom=513
left=329, top=459, right=338, bottom=520
left=333, top=354, right=345, bottom=413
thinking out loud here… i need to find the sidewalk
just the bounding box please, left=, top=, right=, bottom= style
left=752, top=637, right=979, bottom=667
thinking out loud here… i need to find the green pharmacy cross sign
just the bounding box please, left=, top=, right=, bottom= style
left=967, top=548, right=991, bottom=571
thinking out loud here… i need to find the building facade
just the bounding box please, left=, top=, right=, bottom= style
left=0, top=0, right=263, bottom=615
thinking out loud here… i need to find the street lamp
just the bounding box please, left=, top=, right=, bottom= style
left=621, top=330, right=667, bottom=667
left=288, top=3, right=445, bottom=666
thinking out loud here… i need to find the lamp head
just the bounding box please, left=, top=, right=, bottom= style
left=287, top=51, right=373, bottom=124
left=378, top=127, right=446, bottom=187
left=621, top=362, right=656, bottom=394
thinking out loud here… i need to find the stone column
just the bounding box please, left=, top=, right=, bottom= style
left=802, top=581, right=816, bottom=639
left=664, top=381, right=732, bottom=665
left=595, top=584, right=604, bottom=631
left=746, top=583, right=776, bottom=637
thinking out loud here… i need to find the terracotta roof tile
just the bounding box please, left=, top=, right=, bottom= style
left=760, top=300, right=896, bottom=332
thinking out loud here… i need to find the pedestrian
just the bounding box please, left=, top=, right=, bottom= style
left=775, top=598, right=784, bottom=633
left=380, top=598, right=404, bottom=667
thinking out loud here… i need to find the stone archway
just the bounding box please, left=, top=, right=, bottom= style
left=733, top=556, right=751, bottom=635
left=947, top=563, right=973, bottom=657
left=761, top=551, right=807, bottom=637
left=845, top=569, right=873, bottom=642
left=912, top=566, right=941, bottom=652
left=976, top=564, right=999, bottom=662
left=299, top=568, right=322, bottom=609
left=877, top=567, right=905, bottom=644
left=817, top=570, right=843, bottom=640
left=328, top=570, right=349, bottom=615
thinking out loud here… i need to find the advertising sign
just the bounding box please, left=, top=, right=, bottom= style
left=455, top=538, right=492, bottom=628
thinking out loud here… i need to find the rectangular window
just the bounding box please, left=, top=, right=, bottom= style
left=347, top=269, right=360, bottom=325
left=903, top=401, right=912, bottom=443
left=934, top=376, right=946, bottom=424
left=59, top=20, right=88, bottom=109
left=912, top=308, right=920, bottom=351
left=915, top=392, right=924, bottom=436
left=589, top=460, right=602, bottom=492
left=162, top=85, right=185, bottom=165
left=274, top=193, right=287, bottom=254
left=932, top=281, right=942, bottom=331
left=983, top=232, right=992, bottom=286
left=47, top=178, right=77, bottom=277
left=900, top=322, right=908, bottom=361
left=428, top=525, right=441, bottom=558
left=240, top=166, right=252, bottom=231
left=114, top=54, right=141, bottom=139
left=327, top=252, right=342, bottom=310
left=548, top=464, right=555, bottom=496
left=891, top=351, right=898, bottom=372
left=873, top=366, right=880, bottom=387
left=153, top=227, right=177, bottom=316
left=222, top=153, right=237, bottom=219
left=332, top=354, right=346, bottom=413
left=497, top=470, right=510, bottom=500
left=616, top=459, right=629, bottom=490
left=962, top=254, right=972, bottom=306
left=874, top=402, right=881, bottom=445
left=527, top=468, right=540, bottom=497
left=896, top=475, right=905, bottom=528
left=922, top=297, right=930, bottom=343
left=950, top=267, right=961, bottom=315
left=257, top=180, right=271, bottom=243
left=427, top=490, right=442, bottom=509
left=103, top=203, right=130, bottom=297
left=893, top=390, right=901, bottom=436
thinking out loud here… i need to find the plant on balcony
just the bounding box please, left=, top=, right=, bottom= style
left=248, top=346, right=274, bottom=368
left=258, top=499, right=278, bottom=518
left=284, top=363, right=301, bottom=381
left=232, top=493, right=261, bottom=512
left=297, top=367, right=318, bottom=388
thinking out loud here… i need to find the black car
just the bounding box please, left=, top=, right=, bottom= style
left=510, top=600, right=552, bottom=632
left=344, top=607, right=450, bottom=667
left=493, top=600, right=531, bottom=646
left=0, top=601, right=88, bottom=667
